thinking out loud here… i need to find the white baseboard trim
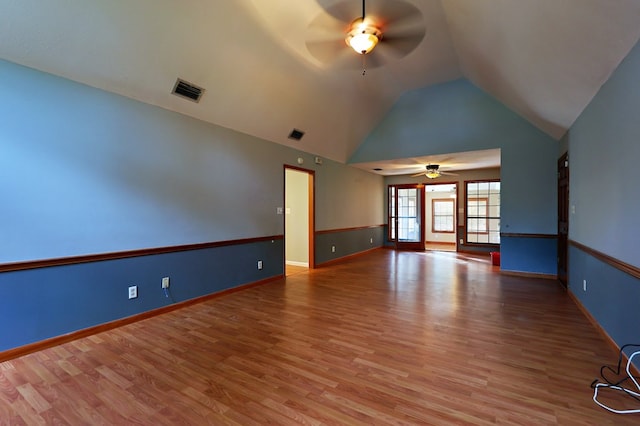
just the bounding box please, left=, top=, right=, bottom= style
left=286, top=260, right=309, bottom=267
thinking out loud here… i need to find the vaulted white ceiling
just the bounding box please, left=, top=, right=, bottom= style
left=2, top=0, right=640, bottom=170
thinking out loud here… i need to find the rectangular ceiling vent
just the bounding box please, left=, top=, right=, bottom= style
left=172, top=78, right=204, bottom=103
left=288, top=128, right=305, bottom=141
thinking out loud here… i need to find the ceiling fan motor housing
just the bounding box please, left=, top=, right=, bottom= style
left=345, top=18, right=382, bottom=54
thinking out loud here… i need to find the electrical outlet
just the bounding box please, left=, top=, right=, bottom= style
left=331, top=245, right=336, bottom=253
left=257, top=260, right=263, bottom=270
left=583, top=279, right=587, bottom=292
left=370, top=237, right=373, bottom=244
left=459, top=239, right=464, bottom=245
left=128, top=285, right=138, bottom=299
left=162, top=277, right=170, bottom=289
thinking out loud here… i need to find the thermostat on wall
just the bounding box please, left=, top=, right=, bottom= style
left=314, top=156, right=323, bottom=165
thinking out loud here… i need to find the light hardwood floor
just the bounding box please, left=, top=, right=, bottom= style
left=1, top=249, right=637, bottom=424
left=286, top=264, right=309, bottom=277
left=424, top=242, right=456, bottom=252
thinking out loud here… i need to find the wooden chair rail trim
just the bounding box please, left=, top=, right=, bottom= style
left=500, top=270, right=558, bottom=281
left=315, top=225, right=385, bottom=235
left=570, top=239, right=640, bottom=280
left=500, top=233, right=557, bottom=239
left=315, top=247, right=382, bottom=268
left=0, top=274, right=283, bottom=363
left=0, top=235, right=284, bottom=273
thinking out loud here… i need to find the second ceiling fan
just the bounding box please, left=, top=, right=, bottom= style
left=412, top=164, right=458, bottom=179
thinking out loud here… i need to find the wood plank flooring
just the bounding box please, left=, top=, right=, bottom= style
left=1, top=249, right=638, bottom=424
left=424, top=242, right=456, bottom=252
left=286, top=264, right=309, bottom=277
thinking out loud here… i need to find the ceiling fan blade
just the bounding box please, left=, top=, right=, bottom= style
left=307, top=39, right=368, bottom=69
left=411, top=172, right=426, bottom=177
left=307, top=9, right=349, bottom=40
left=440, top=171, right=459, bottom=176
left=314, top=0, right=361, bottom=22
left=306, top=4, right=352, bottom=65
left=377, top=32, right=425, bottom=59
left=370, top=0, right=423, bottom=27
left=306, top=38, right=345, bottom=64
left=369, top=0, right=425, bottom=59
left=314, top=0, right=425, bottom=35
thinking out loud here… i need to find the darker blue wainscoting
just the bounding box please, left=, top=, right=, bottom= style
left=0, top=238, right=283, bottom=352
left=315, top=226, right=385, bottom=266
left=569, top=244, right=640, bottom=369
left=500, top=235, right=557, bottom=276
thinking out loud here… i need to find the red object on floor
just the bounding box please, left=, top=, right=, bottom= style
left=491, top=251, right=501, bottom=266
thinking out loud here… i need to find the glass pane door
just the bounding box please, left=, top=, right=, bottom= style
left=397, top=188, right=420, bottom=242
left=388, top=185, right=425, bottom=250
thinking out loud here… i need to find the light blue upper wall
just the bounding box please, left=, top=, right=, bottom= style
left=567, top=40, right=640, bottom=268
left=0, top=59, right=383, bottom=264
left=315, top=159, right=384, bottom=230
left=349, top=79, right=559, bottom=235
left=566, top=35, right=640, bottom=353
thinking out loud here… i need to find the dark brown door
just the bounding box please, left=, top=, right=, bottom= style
left=557, top=153, right=569, bottom=287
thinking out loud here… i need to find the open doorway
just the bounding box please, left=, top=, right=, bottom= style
left=424, top=183, right=457, bottom=252
left=284, top=166, right=315, bottom=276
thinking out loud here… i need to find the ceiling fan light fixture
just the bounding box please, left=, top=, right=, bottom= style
left=425, top=164, right=441, bottom=179
left=345, top=19, right=381, bottom=54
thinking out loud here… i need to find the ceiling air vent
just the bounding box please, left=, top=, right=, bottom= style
left=288, top=128, right=305, bottom=141
left=172, top=78, right=204, bottom=103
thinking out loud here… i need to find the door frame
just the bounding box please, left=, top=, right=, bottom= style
left=557, top=152, right=569, bottom=287
left=388, top=183, right=426, bottom=251
left=284, top=165, right=315, bottom=269
left=424, top=182, right=458, bottom=251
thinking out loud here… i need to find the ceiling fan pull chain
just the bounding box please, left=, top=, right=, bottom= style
left=362, top=55, right=367, bottom=75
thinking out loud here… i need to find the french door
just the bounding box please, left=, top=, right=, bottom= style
left=388, top=184, right=425, bottom=250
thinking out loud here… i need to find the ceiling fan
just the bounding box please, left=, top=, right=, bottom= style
left=306, top=0, right=426, bottom=71
left=412, top=164, right=458, bottom=179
